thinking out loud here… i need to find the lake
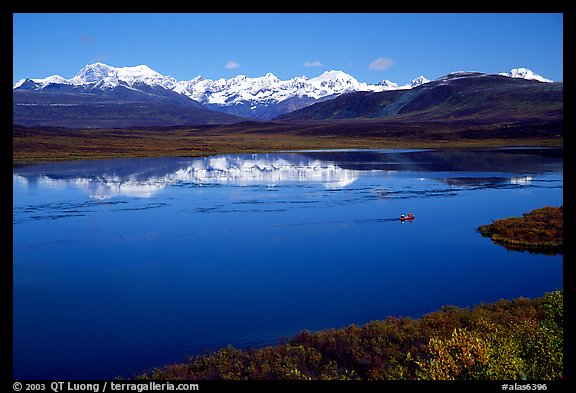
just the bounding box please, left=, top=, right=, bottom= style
left=13, top=147, right=563, bottom=379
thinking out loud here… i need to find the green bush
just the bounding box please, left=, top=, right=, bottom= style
left=522, top=290, right=563, bottom=379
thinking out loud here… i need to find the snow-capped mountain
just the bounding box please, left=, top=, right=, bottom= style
left=498, top=68, right=553, bottom=83
left=14, top=62, right=179, bottom=91
left=376, top=75, right=430, bottom=90
left=172, top=70, right=393, bottom=119
left=377, top=79, right=400, bottom=89
left=403, top=75, right=430, bottom=89
left=13, top=63, right=554, bottom=121
left=71, top=63, right=178, bottom=90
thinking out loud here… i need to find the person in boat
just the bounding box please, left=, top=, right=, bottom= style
left=407, top=212, right=414, bottom=219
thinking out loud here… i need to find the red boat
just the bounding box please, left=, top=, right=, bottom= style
left=400, top=213, right=415, bottom=222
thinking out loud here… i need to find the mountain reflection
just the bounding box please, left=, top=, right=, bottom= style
left=437, top=175, right=534, bottom=187
left=13, top=148, right=562, bottom=199
left=13, top=154, right=359, bottom=198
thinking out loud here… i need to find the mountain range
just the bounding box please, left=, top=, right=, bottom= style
left=13, top=63, right=560, bottom=128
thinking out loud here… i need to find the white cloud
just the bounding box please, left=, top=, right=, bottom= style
left=303, top=60, right=323, bottom=68
left=369, top=57, right=394, bottom=71
left=225, top=60, right=240, bottom=69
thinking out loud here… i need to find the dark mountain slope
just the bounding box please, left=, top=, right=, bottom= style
left=277, top=73, right=563, bottom=123
left=13, top=88, right=244, bottom=128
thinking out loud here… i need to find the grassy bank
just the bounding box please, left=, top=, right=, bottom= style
left=13, top=122, right=563, bottom=163
left=478, top=206, right=563, bottom=254
left=134, top=291, right=563, bottom=380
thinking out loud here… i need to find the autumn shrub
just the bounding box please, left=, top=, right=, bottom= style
left=416, top=327, right=492, bottom=380
left=478, top=206, right=563, bottom=253
left=134, top=291, right=563, bottom=380
left=415, top=291, right=563, bottom=380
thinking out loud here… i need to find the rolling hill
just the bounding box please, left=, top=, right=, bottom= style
left=276, top=72, right=563, bottom=124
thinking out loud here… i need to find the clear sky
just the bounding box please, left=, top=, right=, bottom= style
left=13, top=13, right=563, bottom=85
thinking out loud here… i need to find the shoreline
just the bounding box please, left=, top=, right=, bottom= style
left=133, top=291, right=563, bottom=380
left=13, top=126, right=563, bottom=164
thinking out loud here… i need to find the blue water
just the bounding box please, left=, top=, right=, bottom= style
left=13, top=148, right=563, bottom=379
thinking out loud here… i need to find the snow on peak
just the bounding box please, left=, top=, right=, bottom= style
left=14, top=63, right=556, bottom=119
left=378, top=75, right=430, bottom=90
left=117, top=64, right=160, bottom=77
left=71, top=62, right=117, bottom=84
left=310, top=70, right=366, bottom=89
left=392, top=75, right=431, bottom=90
left=175, top=70, right=385, bottom=106
left=406, top=75, right=430, bottom=88
left=499, top=68, right=553, bottom=83
left=264, top=72, right=279, bottom=80
left=43, top=75, right=68, bottom=84
left=13, top=79, right=27, bottom=89
left=13, top=75, right=71, bottom=89
left=377, top=79, right=400, bottom=90
left=308, top=70, right=381, bottom=95
left=68, top=62, right=176, bottom=89
left=312, top=70, right=354, bottom=81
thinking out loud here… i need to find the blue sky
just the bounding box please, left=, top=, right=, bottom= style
left=13, top=13, right=563, bottom=84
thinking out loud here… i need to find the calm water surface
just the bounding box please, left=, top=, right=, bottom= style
left=13, top=148, right=563, bottom=379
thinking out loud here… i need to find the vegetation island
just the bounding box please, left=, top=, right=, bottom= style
left=478, top=206, right=563, bottom=254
